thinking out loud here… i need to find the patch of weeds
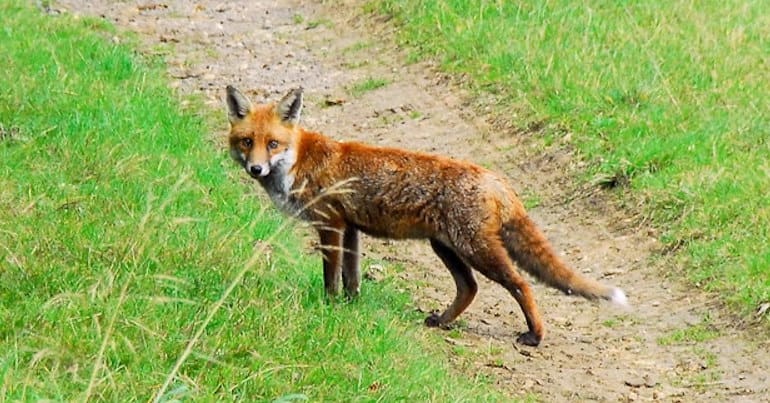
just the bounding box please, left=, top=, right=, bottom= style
left=489, top=357, right=506, bottom=368
left=349, top=77, right=390, bottom=97
left=388, top=261, right=407, bottom=274
left=342, top=41, right=373, bottom=54
left=689, top=371, right=722, bottom=388
left=203, top=46, right=219, bottom=59
left=602, top=318, right=620, bottom=328
left=291, top=14, right=331, bottom=29
left=0, top=124, right=21, bottom=142
left=486, top=345, right=504, bottom=356
left=447, top=327, right=464, bottom=339
left=657, top=319, right=719, bottom=346
left=472, top=372, right=497, bottom=386
left=273, top=393, right=310, bottom=403
left=148, top=42, right=174, bottom=56
left=452, top=345, right=470, bottom=356
left=521, top=192, right=542, bottom=210
left=404, top=50, right=422, bottom=65
left=670, top=346, right=722, bottom=389
left=377, top=113, right=399, bottom=126
left=341, top=60, right=370, bottom=69
left=306, top=18, right=332, bottom=29
left=693, top=347, right=718, bottom=368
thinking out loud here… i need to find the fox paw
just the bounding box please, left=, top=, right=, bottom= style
left=516, top=331, right=542, bottom=347
left=344, top=289, right=360, bottom=301
left=424, top=312, right=457, bottom=330
left=424, top=312, right=442, bottom=327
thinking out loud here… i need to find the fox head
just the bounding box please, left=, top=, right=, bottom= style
left=226, top=86, right=303, bottom=178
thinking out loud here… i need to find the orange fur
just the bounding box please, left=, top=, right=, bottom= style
left=226, top=86, right=627, bottom=346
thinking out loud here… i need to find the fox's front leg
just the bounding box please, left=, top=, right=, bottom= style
left=342, top=226, right=360, bottom=298
left=318, top=225, right=344, bottom=296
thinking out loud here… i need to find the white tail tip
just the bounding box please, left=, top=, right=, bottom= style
left=610, top=287, right=629, bottom=306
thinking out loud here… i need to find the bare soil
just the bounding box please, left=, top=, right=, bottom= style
left=55, top=0, right=770, bottom=401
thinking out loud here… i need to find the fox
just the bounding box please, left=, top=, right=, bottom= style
left=225, top=85, right=628, bottom=346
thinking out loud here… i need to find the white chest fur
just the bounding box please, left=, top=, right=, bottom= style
left=259, top=149, right=299, bottom=215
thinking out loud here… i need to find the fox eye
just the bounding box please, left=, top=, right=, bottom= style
left=240, top=138, right=253, bottom=148
left=267, top=140, right=279, bottom=150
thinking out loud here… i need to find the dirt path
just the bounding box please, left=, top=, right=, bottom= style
left=55, top=0, right=770, bottom=401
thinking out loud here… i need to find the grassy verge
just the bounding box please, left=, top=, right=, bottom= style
left=375, top=1, right=770, bottom=315
left=0, top=2, right=505, bottom=400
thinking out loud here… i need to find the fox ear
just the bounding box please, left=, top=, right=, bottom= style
left=226, top=85, right=252, bottom=124
left=276, top=87, right=303, bottom=126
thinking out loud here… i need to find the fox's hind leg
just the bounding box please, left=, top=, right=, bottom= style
left=425, top=239, right=478, bottom=328
left=342, top=226, right=361, bottom=298
left=461, top=236, right=545, bottom=346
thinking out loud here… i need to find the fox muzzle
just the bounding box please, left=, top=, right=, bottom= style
left=246, top=162, right=270, bottom=178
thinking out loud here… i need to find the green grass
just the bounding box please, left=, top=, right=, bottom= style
left=376, top=0, right=770, bottom=315
left=0, top=1, right=505, bottom=400
left=349, top=77, right=391, bottom=97
left=658, top=323, right=719, bottom=346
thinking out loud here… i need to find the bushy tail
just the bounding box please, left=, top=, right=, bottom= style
left=502, top=216, right=628, bottom=306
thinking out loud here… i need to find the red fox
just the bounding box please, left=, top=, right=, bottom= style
left=226, top=86, right=627, bottom=346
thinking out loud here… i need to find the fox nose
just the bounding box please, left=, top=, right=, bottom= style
left=249, top=165, right=262, bottom=176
